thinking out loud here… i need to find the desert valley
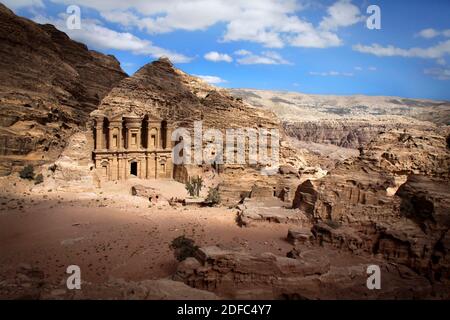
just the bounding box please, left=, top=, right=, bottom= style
left=0, top=3, right=449, bottom=300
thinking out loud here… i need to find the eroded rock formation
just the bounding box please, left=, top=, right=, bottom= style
left=173, top=245, right=435, bottom=299
left=292, top=129, right=450, bottom=282
left=283, top=119, right=431, bottom=149
left=0, top=262, right=219, bottom=300
left=0, top=4, right=127, bottom=175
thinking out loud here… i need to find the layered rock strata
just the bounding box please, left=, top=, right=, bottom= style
left=174, top=245, right=435, bottom=299
left=293, top=129, right=450, bottom=281
left=0, top=4, right=127, bottom=175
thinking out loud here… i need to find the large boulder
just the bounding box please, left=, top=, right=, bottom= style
left=131, top=185, right=168, bottom=206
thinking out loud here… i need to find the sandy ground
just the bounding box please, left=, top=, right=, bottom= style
left=0, top=178, right=294, bottom=293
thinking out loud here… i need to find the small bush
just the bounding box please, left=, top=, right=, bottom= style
left=185, top=176, right=203, bottom=197
left=19, top=165, right=35, bottom=180
left=169, top=235, right=199, bottom=261
left=34, top=173, right=44, bottom=185
left=185, top=181, right=195, bottom=197
left=206, top=187, right=220, bottom=206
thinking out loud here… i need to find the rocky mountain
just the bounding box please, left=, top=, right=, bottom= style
left=95, top=58, right=278, bottom=131
left=0, top=3, right=127, bottom=175
left=230, top=89, right=450, bottom=149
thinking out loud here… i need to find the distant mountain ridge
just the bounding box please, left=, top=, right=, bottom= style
left=230, top=89, right=450, bottom=125
left=230, top=89, right=450, bottom=149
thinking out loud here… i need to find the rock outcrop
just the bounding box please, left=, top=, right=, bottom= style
left=236, top=198, right=308, bottom=227
left=283, top=118, right=431, bottom=149
left=131, top=184, right=169, bottom=206
left=287, top=228, right=314, bottom=245
left=0, top=263, right=218, bottom=300
left=292, top=129, right=450, bottom=281
left=0, top=4, right=127, bottom=175
left=174, top=245, right=435, bottom=299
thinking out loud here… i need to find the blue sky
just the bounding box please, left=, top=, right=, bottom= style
left=5, top=0, right=450, bottom=100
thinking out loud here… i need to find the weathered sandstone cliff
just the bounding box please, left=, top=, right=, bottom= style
left=293, top=128, right=450, bottom=281
left=0, top=4, right=127, bottom=175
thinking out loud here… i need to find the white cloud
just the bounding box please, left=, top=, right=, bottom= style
left=436, top=58, right=446, bottom=66
left=32, top=14, right=191, bottom=63
left=354, top=66, right=376, bottom=72
left=286, top=0, right=362, bottom=48
left=416, top=28, right=450, bottom=39
left=100, top=10, right=142, bottom=28
left=319, top=0, right=363, bottom=31
left=204, top=51, right=232, bottom=63
left=309, top=71, right=353, bottom=77
left=234, top=49, right=252, bottom=56
left=235, top=50, right=291, bottom=65
left=194, top=75, right=227, bottom=84
left=50, top=0, right=360, bottom=49
left=417, top=28, right=440, bottom=39
left=288, top=29, right=342, bottom=48
left=353, top=40, right=450, bottom=59
left=424, top=68, right=450, bottom=80
left=1, top=0, right=44, bottom=9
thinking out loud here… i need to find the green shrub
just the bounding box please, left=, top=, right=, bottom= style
left=169, top=235, right=199, bottom=261
left=185, top=176, right=203, bottom=197
left=19, top=165, right=35, bottom=180
left=206, top=187, right=220, bottom=206
left=185, top=181, right=195, bottom=197
left=34, top=173, right=44, bottom=185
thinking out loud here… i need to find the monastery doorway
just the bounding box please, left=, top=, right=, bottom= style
left=130, top=162, right=138, bottom=176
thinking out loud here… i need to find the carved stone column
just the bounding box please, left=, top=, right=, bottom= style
left=95, top=117, right=104, bottom=150
left=118, top=122, right=123, bottom=149
left=117, top=156, right=122, bottom=180
left=108, top=124, right=115, bottom=151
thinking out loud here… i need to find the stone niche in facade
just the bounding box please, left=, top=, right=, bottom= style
left=92, top=112, right=173, bottom=181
